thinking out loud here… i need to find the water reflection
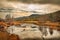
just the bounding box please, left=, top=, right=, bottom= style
left=6, top=23, right=60, bottom=39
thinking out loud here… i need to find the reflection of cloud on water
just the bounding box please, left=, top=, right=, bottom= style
left=6, top=24, right=42, bottom=39
left=6, top=23, right=60, bottom=39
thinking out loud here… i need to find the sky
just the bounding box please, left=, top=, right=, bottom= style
left=0, top=0, right=60, bottom=18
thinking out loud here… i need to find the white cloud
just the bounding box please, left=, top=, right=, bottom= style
left=0, top=1, right=60, bottom=18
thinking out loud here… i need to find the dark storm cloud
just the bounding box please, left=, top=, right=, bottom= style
left=8, top=0, right=60, bottom=5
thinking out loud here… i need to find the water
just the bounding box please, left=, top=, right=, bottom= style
left=6, top=23, right=60, bottom=39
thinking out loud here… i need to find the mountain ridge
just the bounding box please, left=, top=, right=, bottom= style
left=12, top=10, right=60, bottom=22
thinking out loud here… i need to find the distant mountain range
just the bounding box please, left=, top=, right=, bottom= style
left=15, top=11, right=60, bottom=22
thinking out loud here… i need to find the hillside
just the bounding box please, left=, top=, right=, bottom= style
left=15, top=11, right=60, bottom=22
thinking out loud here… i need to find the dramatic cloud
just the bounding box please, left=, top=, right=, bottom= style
left=7, top=0, right=60, bottom=5
left=0, top=0, right=60, bottom=18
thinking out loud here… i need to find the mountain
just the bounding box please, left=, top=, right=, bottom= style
left=15, top=11, right=60, bottom=22
left=48, top=11, right=60, bottom=22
